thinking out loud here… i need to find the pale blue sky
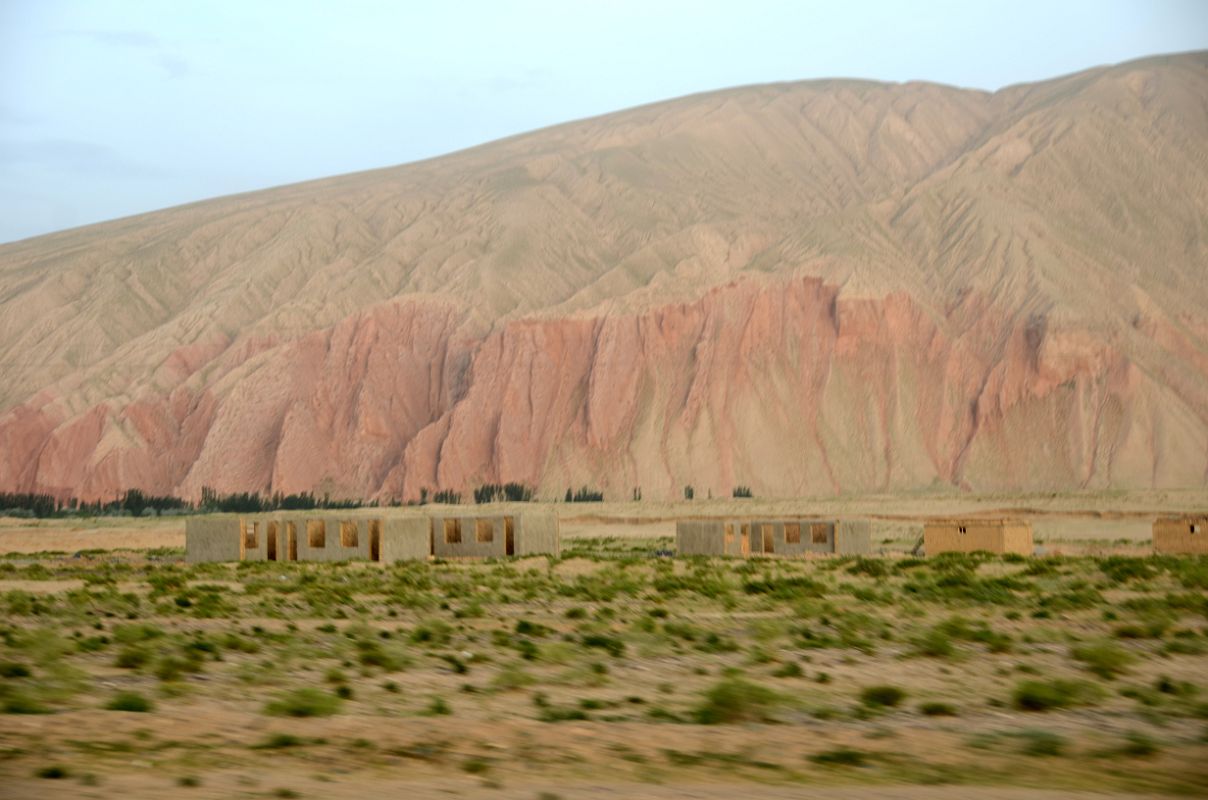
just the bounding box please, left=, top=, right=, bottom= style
left=1, top=0, right=1205, bottom=243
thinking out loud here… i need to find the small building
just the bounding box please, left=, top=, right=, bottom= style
left=1153, top=516, right=1208, bottom=555
left=676, top=518, right=871, bottom=557
left=184, top=511, right=558, bottom=564
left=922, top=518, right=1032, bottom=556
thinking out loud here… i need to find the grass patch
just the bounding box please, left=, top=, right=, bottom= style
left=1071, top=640, right=1135, bottom=679
left=264, top=688, right=341, bottom=718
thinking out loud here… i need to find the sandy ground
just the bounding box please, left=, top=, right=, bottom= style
left=0, top=517, right=182, bottom=555
left=0, top=774, right=1175, bottom=800
left=3, top=500, right=1207, bottom=799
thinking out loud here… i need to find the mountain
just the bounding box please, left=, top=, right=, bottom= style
left=2, top=52, right=1207, bottom=501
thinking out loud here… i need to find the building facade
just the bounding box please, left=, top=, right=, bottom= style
left=676, top=518, right=872, bottom=557
left=1153, top=516, right=1208, bottom=555
left=922, top=519, right=1033, bottom=556
left=185, top=512, right=558, bottom=564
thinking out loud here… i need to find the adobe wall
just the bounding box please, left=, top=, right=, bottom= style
left=676, top=520, right=727, bottom=556
left=924, top=520, right=1032, bottom=556
left=431, top=515, right=508, bottom=558
left=676, top=518, right=871, bottom=557
left=749, top=519, right=837, bottom=556
left=1153, top=516, right=1208, bottom=555
left=1000, top=521, right=1034, bottom=556
left=836, top=520, right=872, bottom=555
left=516, top=512, right=560, bottom=557
left=185, top=517, right=241, bottom=564
left=380, top=517, right=431, bottom=563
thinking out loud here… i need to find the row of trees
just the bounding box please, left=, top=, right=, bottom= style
left=0, top=489, right=189, bottom=519
left=2, top=482, right=756, bottom=517
left=472, top=482, right=535, bottom=503
left=683, top=485, right=756, bottom=500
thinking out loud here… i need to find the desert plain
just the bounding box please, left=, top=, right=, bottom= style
left=1, top=490, right=1207, bottom=799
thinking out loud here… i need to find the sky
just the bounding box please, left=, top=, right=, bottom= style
left=1, top=0, right=1206, bottom=244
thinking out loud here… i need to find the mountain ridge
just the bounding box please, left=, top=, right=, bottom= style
left=2, top=51, right=1206, bottom=500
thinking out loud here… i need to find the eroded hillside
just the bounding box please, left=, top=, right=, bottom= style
left=1, top=52, right=1206, bottom=499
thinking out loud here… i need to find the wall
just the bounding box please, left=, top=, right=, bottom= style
left=676, top=518, right=872, bottom=557
left=1153, top=517, right=1208, bottom=554
left=836, top=520, right=872, bottom=555
left=1000, top=522, right=1034, bottom=556
left=185, top=517, right=241, bottom=563
left=516, top=512, right=560, bottom=557
left=431, top=515, right=507, bottom=558
left=380, top=517, right=431, bottom=563
left=676, top=520, right=726, bottom=555
left=749, top=519, right=837, bottom=556
left=924, top=520, right=1032, bottom=555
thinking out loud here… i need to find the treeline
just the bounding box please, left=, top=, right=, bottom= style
left=473, top=482, right=535, bottom=503
left=0, top=489, right=188, bottom=519
left=198, top=487, right=364, bottom=513
left=565, top=486, right=604, bottom=502
left=1, top=481, right=753, bottom=517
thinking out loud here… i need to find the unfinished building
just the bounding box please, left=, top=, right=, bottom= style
left=922, top=519, right=1033, bottom=556
left=676, top=518, right=872, bottom=557
left=185, top=511, right=558, bottom=564
left=429, top=512, right=560, bottom=559
left=1153, top=516, right=1208, bottom=555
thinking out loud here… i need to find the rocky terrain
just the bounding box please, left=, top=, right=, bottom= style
left=1, top=52, right=1206, bottom=501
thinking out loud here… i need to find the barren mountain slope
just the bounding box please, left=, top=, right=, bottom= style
left=1, top=52, right=1206, bottom=500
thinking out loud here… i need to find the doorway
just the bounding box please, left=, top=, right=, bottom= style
left=266, top=522, right=278, bottom=561
left=287, top=522, right=298, bottom=561
left=369, top=520, right=382, bottom=561
left=504, top=517, right=515, bottom=556
left=761, top=524, right=774, bottom=554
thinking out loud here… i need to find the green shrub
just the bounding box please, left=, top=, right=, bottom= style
left=254, top=733, right=304, bottom=749
left=1119, top=731, right=1160, bottom=757
left=105, top=691, right=153, bottom=712
left=35, top=765, right=70, bottom=779
left=1072, top=641, right=1135, bottom=679
left=1155, top=675, right=1197, bottom=697
left=809, top=746, right=868, bottom=766
left=2, top=690, right=50, bottom=714
left=1012, top=679, right=1102, bottom=712
left=911, top=627, right=956, bottom=658
left=859, top=685, right=905, bottom=709
left=581, top=633, right=625, bottom=658
left=918, top=701, right=957, bottom=716
left=264, top=688, right=341, bottom=717
left=1018, top=729, right=1066, bottom=757
left=114, top=645, right=150, bottom=669
left=694, top=676, right=782, bottom=724
left=0, top=662, right=31, bottom=678
left=771, top=661, right=803, bottom=678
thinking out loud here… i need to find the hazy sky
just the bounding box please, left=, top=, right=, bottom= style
left=2, top=0, right=1206, bottom=244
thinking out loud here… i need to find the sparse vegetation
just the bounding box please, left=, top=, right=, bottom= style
left=1, top=510, right=1206, bottom=795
